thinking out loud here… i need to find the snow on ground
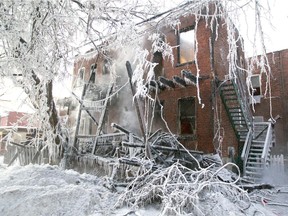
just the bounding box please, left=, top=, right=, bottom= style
left=0, top=158, right=283, bottom=216
left=0, top=164, right=118, bottom=216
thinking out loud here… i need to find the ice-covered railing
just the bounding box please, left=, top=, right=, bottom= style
left=260, top=122, right=273, bottom=165
left=231, top=71, right=253, bottom=127
left=82, top=100, right=105, bottom=111
left=240, top=127, right=252, bottom=176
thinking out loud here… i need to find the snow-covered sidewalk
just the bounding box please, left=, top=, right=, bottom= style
left=0, top=164, right=121, bottom=216
left=0, top=162, right=281, bottom=216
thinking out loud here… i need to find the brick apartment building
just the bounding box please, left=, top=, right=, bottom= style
left=252, top=49, right=288, bottom=155
left=71, top=4, right=276, bottom=179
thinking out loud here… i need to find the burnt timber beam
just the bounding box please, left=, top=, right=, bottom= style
left=181, top=70, right=210, bottom=84
left=159, top=76, right=175, bottom=88
left=173, top=75, right=187, bottom=87
left=111, top=123, right=143, bottom=142
left=181, top=70, right=197, bottom=84
left=111, top=122, right=131, bottom=134
left=126, top=61, right=146, bottom=139
left=126, top=61, right=152, bottom=159
left=149, top=80, right=166, bottom=91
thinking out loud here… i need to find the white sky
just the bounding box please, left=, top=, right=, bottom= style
left=239, top=0, right=288, bottom=56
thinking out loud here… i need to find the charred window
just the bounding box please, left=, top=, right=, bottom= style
left=179, top=97, right=196, bottom=135
left=178, top=27, right=195, bottom=65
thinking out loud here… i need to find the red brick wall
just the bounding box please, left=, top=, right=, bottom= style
left=0, top=116, right=8, bottom=126
left=155, top=15, right=215, bottom=153
left=253, top=49, right=288, bottom=154
left=0, top=112, right=28, bottom=126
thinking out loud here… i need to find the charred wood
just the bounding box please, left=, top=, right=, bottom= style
left=122, top=142, right=145, bottom=148
left=240, top=183, right=274, bottom=193
left=158, top=76, right=175, bottom=88
left=181, top=70, right=197, bottom=84
left=111, top=123, right=143, bottom=143
left=152, top=145, right=203, bottom=155
left=126, top=61, right=146, bottom=140
left=148, top=129, right=162, bottom=141
left=173, top=76, right=187, bottom=87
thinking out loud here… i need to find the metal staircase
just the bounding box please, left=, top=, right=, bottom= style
left=219, top=78, right=275, bottom=182
left=241, top=122, right=275, bottom=182
left=220, top=80, right=251, bottom=141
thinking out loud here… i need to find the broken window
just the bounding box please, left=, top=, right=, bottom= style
left=178, top=97, right=196, bottom=135
left=178, top=27, right=195, bottom=65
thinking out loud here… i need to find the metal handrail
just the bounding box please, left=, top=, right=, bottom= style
left=241, top=127, right=252, bottom=176
left=241, top=127, right=252, bottom=160
left=261, top=122, right=273, bottom=162
left=231, top=76, right=253, bottom=126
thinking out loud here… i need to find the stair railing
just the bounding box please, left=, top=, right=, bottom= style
left=231, top=75, right=253, bottom=127
left=261, top=122, right=273, bottom=165
left=240, top=127, right=252, bottom=176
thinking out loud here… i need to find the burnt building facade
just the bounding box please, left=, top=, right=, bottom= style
left=71, top=7, right=275, bottom=181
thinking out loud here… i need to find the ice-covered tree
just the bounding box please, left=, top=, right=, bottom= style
left=0, top=0, right=160, bottom=157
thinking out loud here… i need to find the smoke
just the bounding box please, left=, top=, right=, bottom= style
left=108, top=46, right=142, bottom=135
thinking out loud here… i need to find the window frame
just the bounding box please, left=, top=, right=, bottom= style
left=176, top=26, right=195, bottom=67
left=178, top=97, right=196, bottom=137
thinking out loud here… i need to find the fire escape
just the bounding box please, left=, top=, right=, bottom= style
left=219, top=75, right=275, bottom=182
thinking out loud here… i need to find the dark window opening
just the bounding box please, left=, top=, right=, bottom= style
left=177, top=27, right=195, bottom=65
left=90, top=63, right=96, bottom=83
left=179, top=97, right=196, bottom=135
